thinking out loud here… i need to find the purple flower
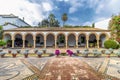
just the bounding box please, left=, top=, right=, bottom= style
left=55, top=50, right=60, bottom=56
left=66, top=50, right=73, bottom=56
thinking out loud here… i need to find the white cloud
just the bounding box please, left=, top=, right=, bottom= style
left=95, top=0, right=120, bottom=15
left=70, top=17, right=79, bottom=21
left=42, top=2, right=53, bottom=11
left=68, top=0, right=83, bottom=13
left=82, top=21, right=92, bottom=26
left=0, top=0, right=53, bottom=26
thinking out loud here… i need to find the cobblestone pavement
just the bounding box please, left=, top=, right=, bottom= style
left=106, top=58, right=120, bottom=79
left=0, top=57, right=120, bottom=80
left=79, top=57, right=120, bottom=79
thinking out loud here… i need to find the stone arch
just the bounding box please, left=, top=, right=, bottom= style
left=14, top=33, right=23, bottom=47
left=13, top=33, right=23, bottom=39
left=67, top=33, right=76, bottom=47
left=25, top=33, right=34, bottom=47
left=78, top=33, right=87, bottom=47
left=36, top=33, right=44, bottom=47
left=88, top=33, right=98, bottom=48
left=99, top=33, right=108, bottom=48
left=46, top=33, right=55, bottom=48
left=4, top=33, right=12, bottom=41
left=57, top=33, right=66, bottom=48
left=4, top=33, right=12, bottom=47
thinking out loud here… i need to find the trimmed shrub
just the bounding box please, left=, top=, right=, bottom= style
left=104, top=40, right=118, bottom=49
left=0, top=40, right=6, bottom=46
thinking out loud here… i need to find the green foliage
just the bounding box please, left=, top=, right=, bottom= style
left=109, top=14, right=120, bottom=42
left=92, top=23, right=95, bottom=28
left=104, top=40, right=118, bottom=49
left=0, top=26, right=3, bottom=40
left=58, top=34, right=65, bottom=43
left=39, top=13, right=60, bottom=27
left=0, top=40, right=6, bottom=46
left=48, top=13, right=60, bottom=27
left=63, top=25, right=91, bottom=28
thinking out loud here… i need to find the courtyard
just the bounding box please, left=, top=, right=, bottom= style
left=0, top=55, right=120, bottom=80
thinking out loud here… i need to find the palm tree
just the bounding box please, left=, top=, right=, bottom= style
left=62, top=13, right=68, bottom=27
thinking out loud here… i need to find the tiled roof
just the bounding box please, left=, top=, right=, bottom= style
left=5, top=27, right=110, bottom=32
left=0, top=14, right=18, bottom=18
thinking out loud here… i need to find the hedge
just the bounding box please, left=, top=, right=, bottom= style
left=104, top=40, right=118, bottom=49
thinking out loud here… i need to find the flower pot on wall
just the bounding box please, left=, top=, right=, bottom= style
left=1, top=54, right=5, bottom=58
left=8, top=50, right=11, bottom=54
left=107, top=54, right=110, bottom=58
left=24, top=54, right=28, bottom=58
left=12, top=54, right=17, bottom=58
left=38, top=54, right=41, bottom=58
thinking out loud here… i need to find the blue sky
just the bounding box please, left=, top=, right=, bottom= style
left=0, top=0, right=120, bottom=26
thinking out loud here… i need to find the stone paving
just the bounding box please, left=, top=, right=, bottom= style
left=79, top=57, right=120, bottom=80
left=0, top=56, right=120, bottom=80
left=0, top=58, right=33, bottom=80
left=106, top=58, right=120, bottom=79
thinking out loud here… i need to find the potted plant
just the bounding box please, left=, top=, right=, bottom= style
left=89, top=43, right=93, bottom=47
left=0, top=40, right=6, bottom=48
left=16, top=50, right=21, bottom=54
left=34, top=49, right=38, bottom=54
left=76, top=50, right=80, bottom=54
left=55, top=50, right=60, bottom=57
left=0, top=52, right=6, bottom=58
left=93, top=49, right=101, bottom=57
left=12, top=51, right=17, bottom=58
left=115, top=50, right=120, bottom=57
left=105, top=50, right=111, bottom=58
left=28, top=43, right=32, bottom=48
left=66, top=50, right=73, bottom=57
left=82, top=49, right=89, bottom=57
left=109, top=48, right=113, bottom=53
left=37, top=51, right=43, bottom=58
left=42, top=48, right=46, bottom=54
left=23, top=49, right=29, bottom=58
left=101, top=49, right=105, bottom=54
left=8, top=49, right=12, bottom=54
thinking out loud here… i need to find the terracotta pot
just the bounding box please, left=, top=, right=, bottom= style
left=1, top=54, right=4, bottom=58
left=107, top=54, right=110, bottom=58
left=38, top=55, right=41, bottom=58
left=12, top=54, right=17, bottom=58
left=8, top=50, right=11, bottom=54
left=24, top=54, right=28, bottom=58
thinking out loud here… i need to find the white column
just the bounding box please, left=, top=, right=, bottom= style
left=23, top=40, right=25, bottom=48
left=12, top=40, right=14, bottom=48
left=34, top=40, right=36, bottom=48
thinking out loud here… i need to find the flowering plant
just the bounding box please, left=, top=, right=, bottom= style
left=55, top=50, right=60, bottom=56
left=66, top=50, right=73, bottom=56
